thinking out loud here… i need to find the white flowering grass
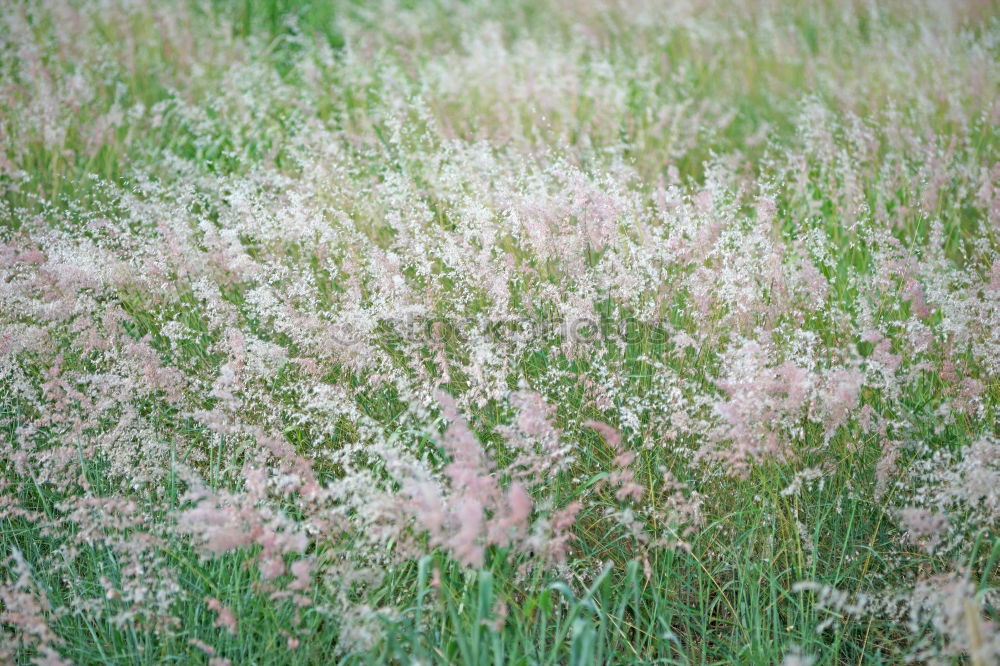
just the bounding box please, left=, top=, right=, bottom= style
left=1, top=1, right=998, bottom=663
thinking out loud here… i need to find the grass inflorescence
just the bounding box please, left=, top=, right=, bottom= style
left=1, top=1, right=998, bottom=664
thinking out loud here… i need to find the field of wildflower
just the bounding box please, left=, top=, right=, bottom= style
left=1, top=0, right=998, bottom=663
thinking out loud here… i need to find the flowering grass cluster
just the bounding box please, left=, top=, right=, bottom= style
left=1, top=0, right=998, bottom=663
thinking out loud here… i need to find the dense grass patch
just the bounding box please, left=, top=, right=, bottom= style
left=2, top=1, right=998, bottom=664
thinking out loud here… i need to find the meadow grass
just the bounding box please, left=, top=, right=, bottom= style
left=1, top=1, right=999, bottom=664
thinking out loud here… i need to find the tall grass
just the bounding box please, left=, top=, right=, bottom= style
left=2, top=1, right=998, bottom=663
